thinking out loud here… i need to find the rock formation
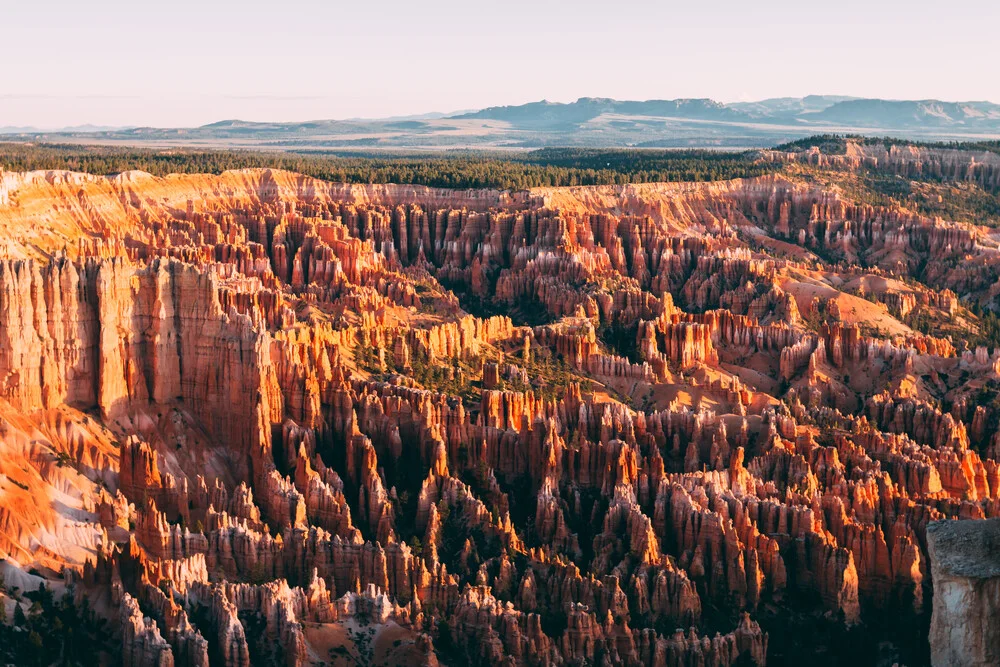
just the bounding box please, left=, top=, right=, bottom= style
left=927, top=518, right=1000, bottom=666
left=2, top=160, right=1000, bottom=665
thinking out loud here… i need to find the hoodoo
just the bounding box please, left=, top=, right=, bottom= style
left=2, top=133, right=1000, bottom=665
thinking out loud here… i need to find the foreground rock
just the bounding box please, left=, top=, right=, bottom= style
left=927, top=519, right=1000, bottom=667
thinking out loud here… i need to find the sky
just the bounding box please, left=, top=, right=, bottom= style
left=3, top=0, right=998, bottom=128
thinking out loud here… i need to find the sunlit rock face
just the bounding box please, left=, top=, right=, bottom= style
left=2, top=163, right=1000, bottom=665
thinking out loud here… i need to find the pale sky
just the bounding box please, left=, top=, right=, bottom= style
left=3, top=0, right=998, bottom=128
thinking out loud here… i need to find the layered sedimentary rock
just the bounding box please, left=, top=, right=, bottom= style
left=2, top=164, right=1000, bottom=665
left=762, top=141, right=1000, bottom=190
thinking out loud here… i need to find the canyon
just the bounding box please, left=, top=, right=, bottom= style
left=1, top=154, right=999, bottom=665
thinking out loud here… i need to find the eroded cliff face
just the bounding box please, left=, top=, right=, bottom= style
left=0, top=166, right=998, bottom=665
left=763, top=141, right=1000, bottom=191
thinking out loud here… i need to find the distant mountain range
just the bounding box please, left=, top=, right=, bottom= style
left=5, top=96, right=1000, bottom=150
left=455, top=96, right=1000, bottom=130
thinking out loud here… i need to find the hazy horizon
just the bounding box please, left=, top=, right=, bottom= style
left=8, top=94, right=1000, bottom=132
left=6, top=0, right=999, bottom=128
